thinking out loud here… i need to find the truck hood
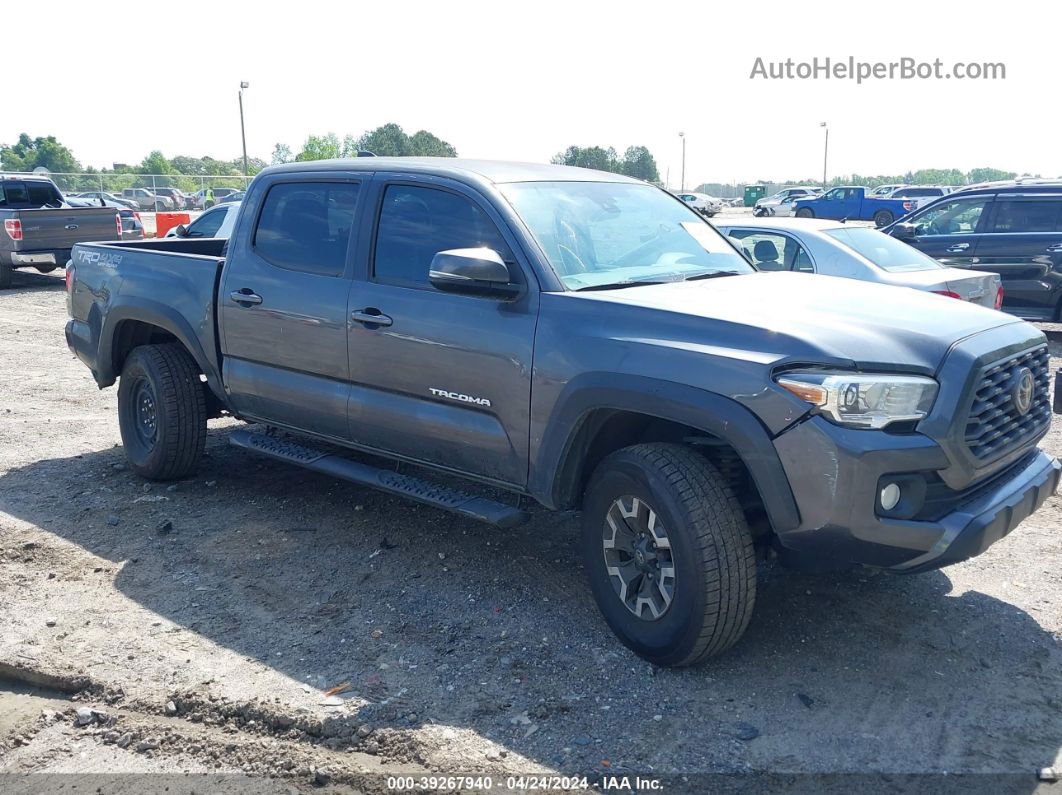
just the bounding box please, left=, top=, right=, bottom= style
left=568, top=271, right=1023, bottom=373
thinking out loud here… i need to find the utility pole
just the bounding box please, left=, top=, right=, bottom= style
left=679, top=132, right=686, bottom=191
left=239, top=82, right=250, bottom=176
left=821, top=122, right=829, bottom=189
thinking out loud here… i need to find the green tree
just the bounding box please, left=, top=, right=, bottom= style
left=618, top=145, right=659, bottom=182
left=967, top=167, right=1016, bottom=184
left=0, top=133, right=82, bottom=173
left=551, top=145, right=619, bottom=172
left=356, top=123, right=412, bottom=156
left=408, top=130, right=458, bottom=157
left=295, top=133, right=342, bottom=161
left=271, top=143, right=293, bottom=165
left=138, top=150, right=174, bottom=176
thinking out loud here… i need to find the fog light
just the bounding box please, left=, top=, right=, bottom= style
left=880, top=483, right=901, bottom=512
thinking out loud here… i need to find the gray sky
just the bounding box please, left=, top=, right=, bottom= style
left=8, top=0, right=1057, bottom=186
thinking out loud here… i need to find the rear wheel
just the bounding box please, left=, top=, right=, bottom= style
left=117, top=343, right=206, bottom=481
left=0, top=259, right=11, bottom=289
left=581, top=443, right=756, bottom=667
left=873, top=209, right=894, bottom=228
left=795, top=208, right=814, bottom=218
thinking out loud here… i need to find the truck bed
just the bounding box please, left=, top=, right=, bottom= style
left=66, top=237, right=228, bottom=390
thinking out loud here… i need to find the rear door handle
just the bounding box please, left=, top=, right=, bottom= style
left=946, top=243, right=970, bottom=253
left=351, top=308, right=393, bottom=327
left=229, top=289, right=263, bottom=306
left=1047, top=245, right=1062, bottom=253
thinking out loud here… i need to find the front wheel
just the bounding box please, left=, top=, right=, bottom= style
left=795, top=208, right=814, bottom=218
left=117, top=343, right=207, bottom=481
left=581, top=443, right=756, bottom=667
left=873, top=210, right=895, bottom=228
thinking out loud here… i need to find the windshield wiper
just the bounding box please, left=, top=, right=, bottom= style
left=575, top=280, right=671, bottom=292
left=682, top=270, right=746, bottom=281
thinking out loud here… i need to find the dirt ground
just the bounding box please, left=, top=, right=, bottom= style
left=1, top=269, right=1060, bottom=794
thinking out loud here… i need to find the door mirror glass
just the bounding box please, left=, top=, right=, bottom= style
left=429, top=248, right=519, bottom=298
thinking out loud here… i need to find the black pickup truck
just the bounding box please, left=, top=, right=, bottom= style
left=1, top=176, right=120, bottom=288
left=66, top=159, right=1061, bottom=666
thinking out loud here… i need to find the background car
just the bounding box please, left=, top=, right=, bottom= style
left=69, top=191, right=138, bottom=209
left=121, top=188, right=173, bottom=211
left=870, top=183, right=910, bottom=197
left=884, top=180, right=1062, bottom=320
left=883, top=185, right=952, bottom=210
left=716, top=217, right=1002, bottom=308
left=164, top=201, right=240, bottom=239
left=152, top=187, right=192, bottom=210
left=118, top=208, right=145, bottom=240
left=193, top=187, right=241, bottom=208
left=674, top=191, right=722, bottom=217
left=754, top=186, right=821, bottom=216
left=218, top=190, right=245, bottom=204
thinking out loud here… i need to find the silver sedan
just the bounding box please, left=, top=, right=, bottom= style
left=715, top=217, right=1002, bottom=309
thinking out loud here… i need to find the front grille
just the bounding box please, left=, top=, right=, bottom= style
left=964, top=345, right=1051, bottom=460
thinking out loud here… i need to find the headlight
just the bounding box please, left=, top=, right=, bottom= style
left=775, top=371, right=938, bottom=429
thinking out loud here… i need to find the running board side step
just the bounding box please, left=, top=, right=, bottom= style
left=229, top=429, right=530, bottom=529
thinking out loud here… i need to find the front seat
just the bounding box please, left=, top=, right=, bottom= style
left=753, top=239, right=782, bottom=270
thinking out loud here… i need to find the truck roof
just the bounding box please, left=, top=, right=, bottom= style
left=261, top=157, right=642, bottom=185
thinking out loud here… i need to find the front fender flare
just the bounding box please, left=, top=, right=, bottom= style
left=531, top=373, right=801, bottom=533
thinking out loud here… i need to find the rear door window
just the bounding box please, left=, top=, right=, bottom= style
left=253, top=182, right=359, bottom=276
left=988, top=199, right=1062, bottom=233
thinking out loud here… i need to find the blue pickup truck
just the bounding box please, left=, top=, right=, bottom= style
left=793, top=186, right=915, bottom=227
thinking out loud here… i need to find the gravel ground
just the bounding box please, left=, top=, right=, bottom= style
left=1, top=270, right=1060, bottom=793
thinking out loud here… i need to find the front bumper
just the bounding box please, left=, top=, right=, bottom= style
left=773, top=415, right=1060, bottom=572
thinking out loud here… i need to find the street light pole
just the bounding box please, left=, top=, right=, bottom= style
left=821, top=122, right=828, bottom=190
left=239, top=82, right=250, bottom=176
left=679, top=132, right=686, bottom=191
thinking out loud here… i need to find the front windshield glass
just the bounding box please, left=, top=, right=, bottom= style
left=499, top=182, right=752, bottom=290
left=825, top=227, right=943, bottom=273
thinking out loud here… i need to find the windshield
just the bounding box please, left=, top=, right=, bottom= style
left=500, top=182, right=751, bottom=290
left=825, top=227, right=943, bottom=273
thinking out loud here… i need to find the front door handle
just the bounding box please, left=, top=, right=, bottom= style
left=946, top=243, right=970, bottom=253
left=351, top=308, right=393, bottom=327
left=229, top=289, right=263, bottom=306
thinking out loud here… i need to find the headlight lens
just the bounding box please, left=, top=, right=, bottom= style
left=776, top=372, right=938, bottom=429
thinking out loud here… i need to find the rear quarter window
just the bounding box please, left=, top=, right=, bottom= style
left=989, top=199, right=1062, bottom=233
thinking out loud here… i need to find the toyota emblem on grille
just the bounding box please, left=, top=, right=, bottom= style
left=1011, top=367, right=1035, bottom=416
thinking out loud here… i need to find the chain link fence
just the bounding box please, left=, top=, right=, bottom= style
left=2, top=171, right=254, bottom=211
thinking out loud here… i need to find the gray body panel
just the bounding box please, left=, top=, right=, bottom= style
left=65, top=158, right=1059, bottom=572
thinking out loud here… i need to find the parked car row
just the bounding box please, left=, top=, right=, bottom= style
left=675, top=191, right=723, bottom=217
left=64, top=157, right=1061, bottom=667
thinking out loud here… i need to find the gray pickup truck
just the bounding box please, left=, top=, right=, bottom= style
left=1, top=176, right=121, bottom=288
left=66, top=159, right=1061, bottom=666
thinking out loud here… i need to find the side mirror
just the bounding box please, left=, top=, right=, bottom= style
left=429, top=248, right=520, bottom=299
left=892, top=222, right=917, bottom=239
left=173, top=223, right=190, bottom=237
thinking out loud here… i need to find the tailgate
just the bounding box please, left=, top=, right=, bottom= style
left=16, top=207, right=118, bottom=251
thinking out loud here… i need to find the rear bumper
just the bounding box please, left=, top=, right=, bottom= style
left=11, top=249, right=68, bottom=266
left=65, top=319, right=99, bottom=380
left=773, top=415, right=1060, bottom=572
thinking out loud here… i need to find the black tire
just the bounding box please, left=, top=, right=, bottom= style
left=34, top=265, right=58, bottom=274
left=117, top=343, right=206, bottom=481
left=873, top=210, right=894, bottom=228
left=581, top=443, right=756, bottom=667
left=795, top=208, right=814, bottom=218
left=0, top=259, right=11, bottom=289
